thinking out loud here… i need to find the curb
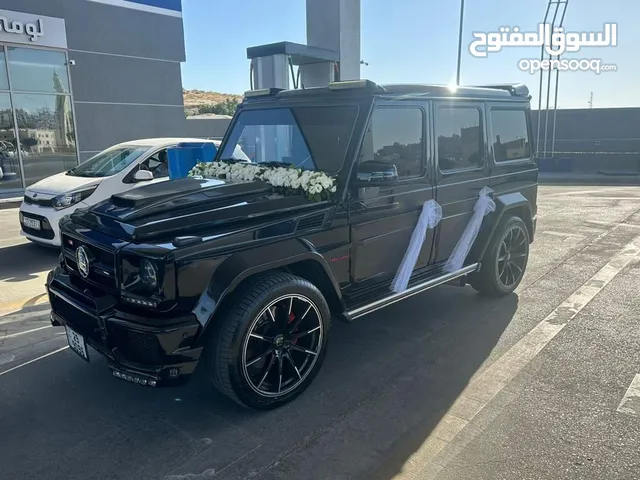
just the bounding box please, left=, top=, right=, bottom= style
left=0, top=199, right=21, bottom=210
left=0, top=302, right=50, bottom=318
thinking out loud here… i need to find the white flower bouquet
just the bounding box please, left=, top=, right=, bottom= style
left=188, top=161, right=338, bottom=202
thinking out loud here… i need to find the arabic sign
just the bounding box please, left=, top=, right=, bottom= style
left=87, top=0, right=182, bottom=18
left=0, top=9, right=67, bottom=49
left=470, top=23, right=618, bottom=58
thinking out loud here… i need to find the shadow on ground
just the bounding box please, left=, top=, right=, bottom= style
left=0, top=242, right=58, bottom=282
left=0, top=285, right=518, bottom=480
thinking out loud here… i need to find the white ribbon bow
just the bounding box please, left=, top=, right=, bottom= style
left=391, top=199, right=443, bottom=293
left=444, top=186, right=496, bottom=273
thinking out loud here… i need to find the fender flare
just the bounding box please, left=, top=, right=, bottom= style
left=192, top=238, right=345, bottom=339
left=470, top=192, right=533, bottom=264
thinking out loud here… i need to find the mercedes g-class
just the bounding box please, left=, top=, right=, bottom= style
left=46, top=80, right=538, bottom=410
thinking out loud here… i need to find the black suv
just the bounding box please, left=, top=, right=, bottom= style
left=46, top=80, right=537, bottom=410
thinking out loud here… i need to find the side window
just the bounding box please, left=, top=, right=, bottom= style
left=436, top=106, right=483, bottom=171
left=360, top=107, right=424, bottom=179
left=490, top=109, right=531, bottom=162
left=140, top=149, right=169, bottom=178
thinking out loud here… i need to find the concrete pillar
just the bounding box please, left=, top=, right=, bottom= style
left=302, top=0, right=360, bottom=87
left=252, top=54, right=290, bottom=90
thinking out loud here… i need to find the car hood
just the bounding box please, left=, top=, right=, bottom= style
left=27, top=172, right=103, bottom=196
left=69, top=177, right=331, bottom=243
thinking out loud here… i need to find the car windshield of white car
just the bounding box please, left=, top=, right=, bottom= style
left=218, top=105, right=359, bottom=174
left=67, top=146, right=150, bottom=177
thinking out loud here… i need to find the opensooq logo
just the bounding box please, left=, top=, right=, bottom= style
left=469, top=23, right=619, bottom=75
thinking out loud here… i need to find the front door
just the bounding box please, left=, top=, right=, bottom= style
left=348, top=101, right=435, bottom=286
left=431, top=100, right=491, bottom=267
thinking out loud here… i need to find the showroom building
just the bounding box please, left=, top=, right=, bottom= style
left=0, top=0, right=187, bottom=195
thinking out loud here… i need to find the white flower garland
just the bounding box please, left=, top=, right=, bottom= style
left=188, top=161, right=337, bottom=201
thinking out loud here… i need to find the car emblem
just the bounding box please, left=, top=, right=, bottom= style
left=76, top=246, right=90, bottom=278
left=32, top=193, right=38, bottom=198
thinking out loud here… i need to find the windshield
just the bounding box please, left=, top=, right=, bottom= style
left=67, top=146, right=150, bottom=177
left=219, top=105, right=359, bottom=173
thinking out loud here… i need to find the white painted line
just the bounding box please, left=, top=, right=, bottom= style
left=395, top=235, right=640, bottom=479
left=583, top=197, right=640, bottom=201
left=617, top=374, right=640, bottom=417
left=0, top=347, right=68, bottom=377
left=541, top=231, right=587, bottom=243
left=1, top=325, right=52, bottom=340
left=585, top=220, right=640, bottom=229
left=545, top=188, right=633, bottom=198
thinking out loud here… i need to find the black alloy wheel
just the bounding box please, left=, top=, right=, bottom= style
left=206, top=272, right=331, bottom=410
left=496, top=223, right=528, bottom=290
left=470, top=215, right=530, bottom=296
left=242, top=294, right=324, bottom=397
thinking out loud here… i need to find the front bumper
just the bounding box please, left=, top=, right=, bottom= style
left=19, top=200, right=94, bottom=247
left=46, top=267, right=204, bottom=387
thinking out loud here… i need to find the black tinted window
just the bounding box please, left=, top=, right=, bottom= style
left=437, top=107, right=483, bottom=171
left=360, top=107, right=424, bottom=178
left=491, top=109, right=531, bottom=162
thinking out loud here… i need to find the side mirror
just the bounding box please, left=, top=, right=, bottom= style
left=353, top=161, right=399, bottom=187
left=133, top=169, right=154, bottom=182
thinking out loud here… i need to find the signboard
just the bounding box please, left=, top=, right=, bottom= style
left=87, top=0, right=182, bottom=17
left=0, top=9, right=67, bottom=49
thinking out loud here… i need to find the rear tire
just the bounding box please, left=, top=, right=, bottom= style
left=470, top=215, right=530, bottom=297
left=206, top=272, right=331, bottom=410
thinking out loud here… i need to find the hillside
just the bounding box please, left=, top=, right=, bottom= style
left=183, top=89, right=242, bottom=108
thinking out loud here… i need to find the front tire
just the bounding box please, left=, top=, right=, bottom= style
left=470, top=215, right=530, bottom=296
left=206, top=272, right=331, bottom=410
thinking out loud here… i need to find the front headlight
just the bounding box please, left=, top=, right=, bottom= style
left=139, top=259, right=158, bottom=290
left=121, top=256, right=162, bottom=295
left=52, top=187, right=97, bottom=210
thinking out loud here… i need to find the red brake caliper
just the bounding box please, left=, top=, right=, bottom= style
left=288, top=313, right=298, bottom=344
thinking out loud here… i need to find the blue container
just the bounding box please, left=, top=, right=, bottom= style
left=167, top=142, right=218, bottom=180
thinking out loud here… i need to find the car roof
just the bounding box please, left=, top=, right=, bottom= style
left=243, top=80, right=531, bottom=104
left=113, top=138, right=221, bottom=149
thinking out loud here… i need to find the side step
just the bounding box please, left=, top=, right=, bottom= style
left=345, top=263, right=479, bottom=320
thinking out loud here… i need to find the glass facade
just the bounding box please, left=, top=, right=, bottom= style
left=0, top=45, right=78, bottom=195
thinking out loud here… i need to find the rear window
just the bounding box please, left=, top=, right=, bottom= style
left=490, top=109, right=531, bottom=162
left=436, top=106, right=484, bottom=171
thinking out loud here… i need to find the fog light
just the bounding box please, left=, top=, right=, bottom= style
left=122, top=295, right=158, bottom=308
left=112, top=370, right=157, bottom=387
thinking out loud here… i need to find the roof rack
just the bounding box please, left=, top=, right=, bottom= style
left=327, top=79, right=386, bottom=92
left=473, top=84, right=531, bottom=98
left=243, top=88, right=284, bottom=98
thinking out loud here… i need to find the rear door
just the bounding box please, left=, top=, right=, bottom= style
left=348, top=99, right=436, bottom=285
left=486, top=103, right=538, bottom=213
left=432, top=100, right=491, bottom=266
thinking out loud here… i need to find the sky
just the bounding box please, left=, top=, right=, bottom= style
left=180, top=0, right=639, bottom=109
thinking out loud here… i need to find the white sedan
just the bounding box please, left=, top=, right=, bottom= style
left=19, top=137, right=246, bottom=247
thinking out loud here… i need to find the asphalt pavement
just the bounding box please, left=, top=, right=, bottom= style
left=1, top=185, right=640, bottom=480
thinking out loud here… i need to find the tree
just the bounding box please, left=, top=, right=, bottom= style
left=197, top=98, right=240, bottom=116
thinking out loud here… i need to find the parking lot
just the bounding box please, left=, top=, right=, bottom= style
left=1, top=184, right=640, bottom=480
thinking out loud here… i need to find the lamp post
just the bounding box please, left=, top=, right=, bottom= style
left=456, top=0, right=466, bottom=86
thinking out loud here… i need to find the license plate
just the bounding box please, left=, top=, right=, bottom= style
left=66, top=326, right=89, bottom=362
left=22, top=216, right=41, bottom=230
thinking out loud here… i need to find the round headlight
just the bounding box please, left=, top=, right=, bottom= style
left=140, top=259, right=158, bottom=289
